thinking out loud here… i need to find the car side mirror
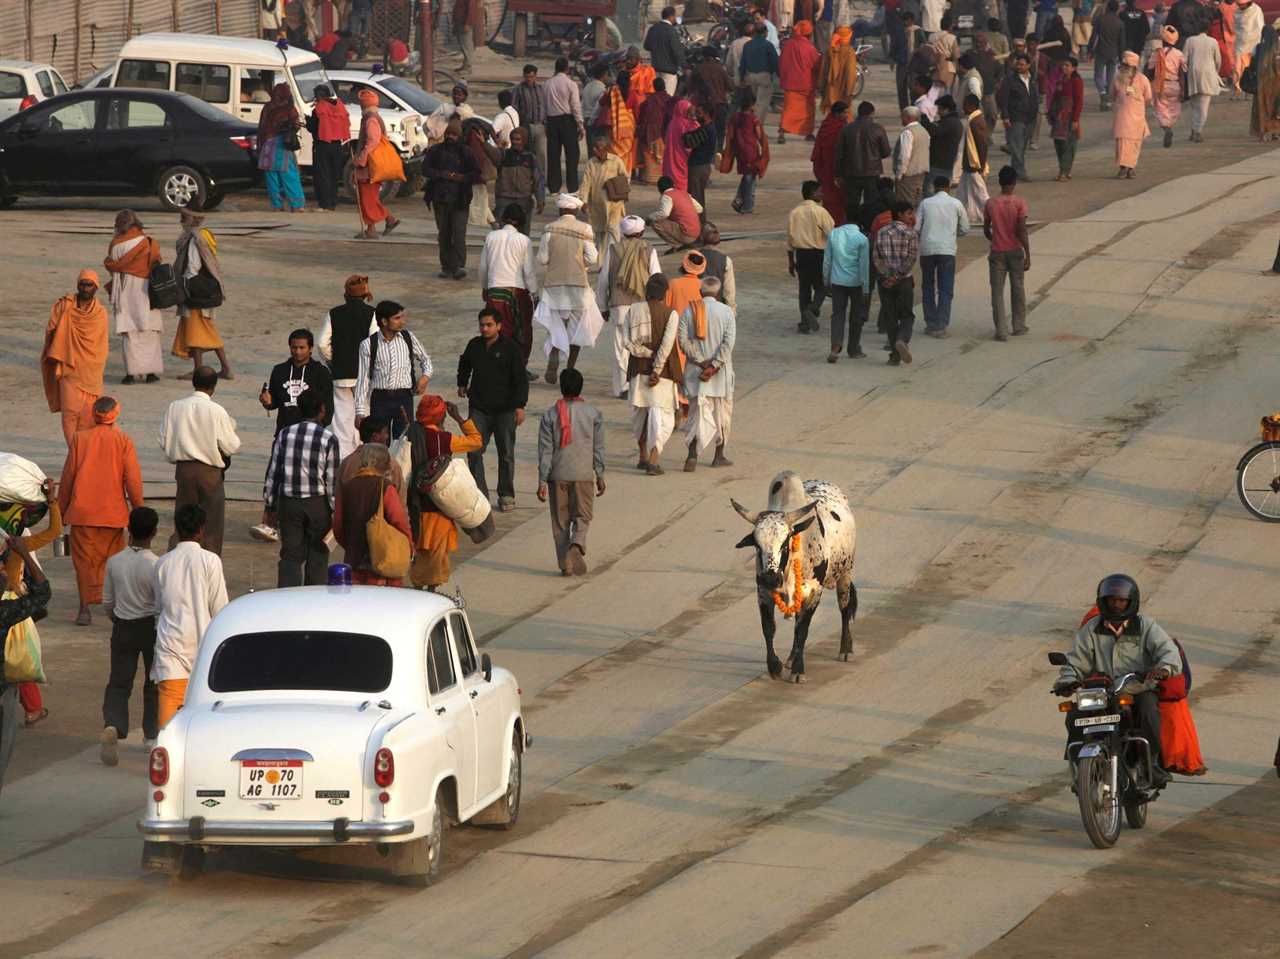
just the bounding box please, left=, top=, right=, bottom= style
left=1047, top=652, right=1069, bottom=666
left=481, top=653, right=492, bottom=682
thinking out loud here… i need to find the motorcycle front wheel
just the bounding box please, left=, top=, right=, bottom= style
left=1077, top=755, right=1121, bottom=848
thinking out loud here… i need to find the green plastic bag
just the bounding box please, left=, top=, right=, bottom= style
left=3, top=590, right=45, bottom=683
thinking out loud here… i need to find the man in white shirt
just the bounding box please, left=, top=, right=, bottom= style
left=100, top=506, right=161, bottom=765
left=893, top=106, right=932, bottom=208
left=915, top=175, right=970, bottom=337
left=151, top=504, right=228, bottom=729
left=491, top=89, right=521, bottom=148
left=480, top=205, right=540, bottom=377
left=158, top=366, right=241, bottom=556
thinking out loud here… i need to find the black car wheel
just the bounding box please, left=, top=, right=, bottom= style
left=157, top=165, right=208, bottom=211
left=0, top=193, right=16, bottom=209
left=201, top=189, right=225, bottom=211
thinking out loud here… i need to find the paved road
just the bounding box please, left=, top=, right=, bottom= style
left=2, top=67, right=1279, bottom=959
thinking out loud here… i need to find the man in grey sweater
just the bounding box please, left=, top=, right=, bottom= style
left=537, top=368, right=606, bottom=575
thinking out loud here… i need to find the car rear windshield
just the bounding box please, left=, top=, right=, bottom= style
left=0, top=72, right=26, bottom=98
left=209, top=631, right=393, bottom=693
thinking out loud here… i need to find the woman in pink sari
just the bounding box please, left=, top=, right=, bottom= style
left=1147, top=25, right=1186, bottom=148
left=662, top=99, right=698, bottom=190
left=1111, top=51, right=1152, bottom=178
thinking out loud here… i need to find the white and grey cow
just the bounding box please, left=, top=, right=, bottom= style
left=732, top=471, right=858, bottom=682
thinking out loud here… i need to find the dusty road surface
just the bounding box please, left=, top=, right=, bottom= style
left=2, top=52, right=1280, bottom=959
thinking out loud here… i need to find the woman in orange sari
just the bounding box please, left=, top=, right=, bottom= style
left=606, top=82, right=638, bottom=173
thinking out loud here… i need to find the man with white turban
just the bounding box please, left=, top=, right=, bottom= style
left=678, top=275, right=736, bottom=472
left=533, top=194, right=605, bottom=383
left=597, top=215, right=661, bottom=397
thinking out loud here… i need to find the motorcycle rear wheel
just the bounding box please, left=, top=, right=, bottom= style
left=1077, top=755, right=1121, bottom=848
left=1123, top=798, right=1148, bottom=829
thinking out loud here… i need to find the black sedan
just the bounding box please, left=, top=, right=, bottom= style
left=0, top=88, right=259, bottom=211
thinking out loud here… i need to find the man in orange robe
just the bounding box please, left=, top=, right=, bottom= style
left=42, top=269, right=110, bottom=447
left=779, top=20, right=823, bottom=142
left=58, top=397, right=145, bottom=626
left=624, top=46, right=657, bottom=116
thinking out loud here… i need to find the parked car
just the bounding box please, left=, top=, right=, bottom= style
left=73, top=63, right=115, bottom=90
left=110, top=33, right=329, bottom=167
left=0, top=60, right=70, bottom=120
left=137, top=586, right=527, bottom=885
left=0, top=88, right=258, bottom=210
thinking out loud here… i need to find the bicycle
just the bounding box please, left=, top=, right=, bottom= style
left=1235, top=415, right=1280, bottom=521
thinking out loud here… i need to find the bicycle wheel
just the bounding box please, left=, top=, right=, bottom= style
left=853, top=66, right=866, bottom=98
left=1236, top=441, right=1280, bottom=522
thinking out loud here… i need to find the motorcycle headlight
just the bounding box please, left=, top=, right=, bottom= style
left=1075, top=691, right=1108, bottom=711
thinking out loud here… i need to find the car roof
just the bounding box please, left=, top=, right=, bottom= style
left=205, top=586, right=461, bottom=645
left=118, top=33, right=322, bottom=68
left=0, top=60, right=57, bottom=73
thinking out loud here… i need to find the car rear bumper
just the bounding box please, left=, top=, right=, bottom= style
left=137, top=815, right=414, bottom=843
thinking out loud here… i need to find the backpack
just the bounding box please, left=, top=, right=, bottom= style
left=148, top=261, right=181, bottom=309
left=367, top=329, right=418, bottom=388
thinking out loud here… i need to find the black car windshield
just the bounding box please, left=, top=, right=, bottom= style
left=293, top=60, right=329, bottom=103
left=379, top=77, right=441, bottom=115
left=209, top=631, right=393, bottom=692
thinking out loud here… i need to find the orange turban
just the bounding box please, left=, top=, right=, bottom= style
left=345, top=274, right=370, bottom=298
left=832, top=26, right=853, bottom=49
left=357, top=89, right=379, bottom=107
left=93, top=401, right=120, bottom=425
left=416, top=394, right=446, bottom=428
left=793, top=19, right=813, bottom=37
left=682, top=250, right=707, bottom=276
left=78, top=268, right=100, bottom=286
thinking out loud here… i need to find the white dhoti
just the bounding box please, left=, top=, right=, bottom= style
left=533, top=285, right=606, bottom=355
left=685, top=393, right=733, bottom=454
left=121, top=331, right=164, bottom=376
left=956, top=172, right=990, bottom=225
left=331, top=384, right=358, bottom=460
left=631, top=406, right=676, bottom=454
left=470, top=182, right=497, bottom=227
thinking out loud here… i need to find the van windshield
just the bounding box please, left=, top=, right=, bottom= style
left=209, top=631, right=392, bottom=692
left=293, top=60, right=329, bottom=103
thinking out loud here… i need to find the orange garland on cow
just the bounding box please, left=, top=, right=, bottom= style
left=772, top=533, right=808, bottom=616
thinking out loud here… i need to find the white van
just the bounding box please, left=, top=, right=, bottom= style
left=110, top=33, right=330, bottom=166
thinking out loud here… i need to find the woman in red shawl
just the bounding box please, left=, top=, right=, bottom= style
left=663, top=98, right=699, bottom=190
left=811, top=101, right=848, bottom=225
left=720, top=89, right=770, bottom=214
left=636, top=77, right=673, bottom=184
left=779, top=20, right=823, bottom=142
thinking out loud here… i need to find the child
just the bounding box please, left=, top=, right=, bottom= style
left=100, top=506, right=161, bottom=765
left=536, top=369, right=606, bottom=575
left=721, top=88, right=770, bottom=214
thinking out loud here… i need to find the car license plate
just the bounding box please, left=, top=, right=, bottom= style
left=239, top=759, right=303, bottom=800
left=1075, top=713, right=1121, bottom=727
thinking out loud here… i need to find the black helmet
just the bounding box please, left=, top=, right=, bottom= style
left=1096, top=574, right=1140, bottom=624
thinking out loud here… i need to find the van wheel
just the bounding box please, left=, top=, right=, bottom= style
left=389, top=788, right=445, bottom=886
left=158, top=165, right=208, bottom=211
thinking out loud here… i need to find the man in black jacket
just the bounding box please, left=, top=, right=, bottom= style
left=458, top=307, right=529, bottom=511
left=920, top=94, right=964, bottom=196
left=259, top=328, right=335, bottom=437
left=997, top=53, right=1039, bottom=180
left=423, top=117, right=480, bottom=279
left=835, top=101, right=892, bottom=222
left=645, top=6, right=687, bottom=92
left=320, top=275, right=377, bottom=459
left=1120, top=0, right=1149, bottom=54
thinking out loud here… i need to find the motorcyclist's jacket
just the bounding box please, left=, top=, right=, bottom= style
left=1059, top=613, right=1182, bottom=685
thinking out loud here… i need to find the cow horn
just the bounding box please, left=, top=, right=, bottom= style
left=730, top=498, right=761, bottom=525
left=783, top=502, right=818, bottom=526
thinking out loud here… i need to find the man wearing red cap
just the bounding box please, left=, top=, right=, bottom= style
left=42, top=270, right=110, bottom=446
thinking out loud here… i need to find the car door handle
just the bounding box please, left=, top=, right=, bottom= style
left=435, top=706, right=447, bottom=715
left=469, top=690, right=478, bottom=699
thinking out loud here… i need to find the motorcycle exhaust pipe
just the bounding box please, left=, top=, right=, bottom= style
left=1109, top=754, right=1119, bottom=802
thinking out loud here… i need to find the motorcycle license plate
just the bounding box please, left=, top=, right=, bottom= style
left=1075, top=713, right=1121, bottom=727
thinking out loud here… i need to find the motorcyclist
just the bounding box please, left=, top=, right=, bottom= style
left=1054, top=574, right=1181, bottom=787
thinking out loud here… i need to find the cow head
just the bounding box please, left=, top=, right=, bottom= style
left=732, top=499, right=819, bottom=590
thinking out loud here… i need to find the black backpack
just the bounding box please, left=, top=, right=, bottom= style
left=148, top=261, right=181, bottom=309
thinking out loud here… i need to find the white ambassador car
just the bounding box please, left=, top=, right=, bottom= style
left=138, top=586, right=527, bottom=885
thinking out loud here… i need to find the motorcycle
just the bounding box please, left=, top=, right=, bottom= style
left=1047, top=652, right=1161, bottom=849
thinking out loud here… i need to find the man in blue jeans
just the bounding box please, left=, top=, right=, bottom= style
left=915, top=175, right=970, bottom=337
left=458, top=307, right=528, bottom=511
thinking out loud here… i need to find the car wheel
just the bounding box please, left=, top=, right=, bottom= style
left=340, top=157, right=356, bottom=200
left=388, top=787, right=445, bottom=886
left=176, top=844, right=205, bottom=881
left=489, top=731, right=522, bottom=830
left=157, top=165, right=208, bottom=212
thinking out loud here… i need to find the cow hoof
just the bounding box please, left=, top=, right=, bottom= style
left=767, top=656, right=783, bottom=678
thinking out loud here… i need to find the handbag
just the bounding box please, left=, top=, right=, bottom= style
left=3, top=593, right=45, bottom=683
left=148, top=260, right=180, bottom=309
left=183, top=268, right=224, bottom=310
left=284, top=128, right=302, bottom=152
left=1240, top=60, right=1258, bottom=95
left=365, top=479, right=411, bottom=579
left=604, top=172, right=630, bottom=202
left=368, top=138, right=406, bottom=184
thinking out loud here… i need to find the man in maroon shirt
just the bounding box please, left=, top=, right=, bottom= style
left=983, top=165, right=1031, bottom=341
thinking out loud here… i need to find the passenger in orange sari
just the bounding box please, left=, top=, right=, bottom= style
left=779, top=20, right=823, bottom=141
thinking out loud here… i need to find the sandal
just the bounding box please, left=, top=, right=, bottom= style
left=25, top=708, right=49, bottom=727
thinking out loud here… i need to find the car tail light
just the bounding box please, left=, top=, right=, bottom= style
left=374, top=747, right=395, bottom=787
left=149, top=747, right=169, bottom=786
left=18, top=95, right=36, bottom=112
left=229, top=135, right=256, bottom=150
